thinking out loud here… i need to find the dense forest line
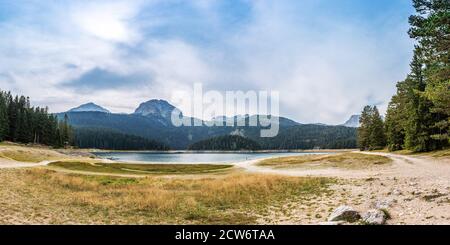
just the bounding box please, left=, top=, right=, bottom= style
left=74, top=127, right=169, bottom=150
left=188, top=135, right=261, bottom=151
left=187, top=125, right=357, bottom=151
left=0, top=90, right=72, bottom=147
left=358, top=0, right=449, bottom=152
left=258, top=124, right=357, bottom=150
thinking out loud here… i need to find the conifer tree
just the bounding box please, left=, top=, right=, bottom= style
left=0, top=92, right=8, bottom=141
left=0, top=89, right=73, bottom=147
left=409, top=0, right=449, bottom=144
left=369, top=106, right=386, bottom=150
left=357, top=106, right=373, bottom=150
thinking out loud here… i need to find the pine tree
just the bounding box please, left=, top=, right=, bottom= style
left=0, top=89, right=73, bottom=148
left=408, top=0, right=449, bottom=148
left=404, top=50, right=437, bottom=152
left=61, top=114, right=71, bottom=147
left=385, top=80, right=408, bottom=151
left=0, top=92, right=9, bottom=141
left=357, top=106, right=373, bottom=150
left=369, top=106, right=386, bottom=150
left=358, top=105, right=386, bottom=151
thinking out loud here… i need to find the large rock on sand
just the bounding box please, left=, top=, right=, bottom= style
left=328, top=206, right=361, bottom=223
left=362, top=209, right=387, bottom=225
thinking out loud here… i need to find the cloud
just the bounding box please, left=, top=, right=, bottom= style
left=0, top=0, right=414, bottom=124
left=70, top=0, right=143, bottom=44
left=62, top=68, right=150, bottom=91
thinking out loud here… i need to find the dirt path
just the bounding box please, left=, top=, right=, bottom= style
left=0, top=159, right=52, bottom=169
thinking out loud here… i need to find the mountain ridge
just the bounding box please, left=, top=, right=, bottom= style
left=58, top=100, right=357, bottom=149
left=68, top=102, right=110, bottom=113
left=341, top=115, right=360, bottom=128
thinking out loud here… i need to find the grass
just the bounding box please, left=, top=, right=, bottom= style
left=417, top=148, right=450, bottom=158
left=49, top=161, right=234, bottom=175
left=0, top=168, right=333, bottom=224
left=0, top=145, right=69, bottom=162
left=257, top=153, right=392, bottom=169
left=375, top=148, right=450, bottom=158
left=380, top=208, right=392, bottom=220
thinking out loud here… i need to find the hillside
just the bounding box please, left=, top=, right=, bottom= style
left=188, top=135, right=261, bottom=151
left=74, top=127, right=169, bottom=151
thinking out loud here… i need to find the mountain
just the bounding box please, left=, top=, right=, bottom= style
left=212, top=115, right=300, bottom=128
left=58, top=100, right=357, bottom=149
left=69, top=102, right=110, bottom=113
left=341, top=115, right=360, bottom=128
left=135, top=99, right=182, bottom=119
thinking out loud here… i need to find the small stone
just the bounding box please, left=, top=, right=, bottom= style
left=373, top=199, right=392, bottom=209
left=392, top=189, right=402, bottom=196
left=328, top=206, right=361, bottom=223
left=362, top=209, right=387, bottom=225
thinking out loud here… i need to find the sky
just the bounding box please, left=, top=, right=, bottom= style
left=0, top=0, right=415, bottom=124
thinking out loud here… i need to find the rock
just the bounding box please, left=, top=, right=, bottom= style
left=362, top=209, right=387, bottom=225
left=392, top=189, right=402, bottom=196
left=318, top=221, right=345, bottom=225
left=409, top=182, right=418, bottom=187
left=328, top=206, right=361, bottom=222
left=373, top=199, right=392, bottom=209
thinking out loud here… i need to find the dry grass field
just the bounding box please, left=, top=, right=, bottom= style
left=0, top=143, right=70, bottom=162
left=257, top=152, right=392, bottom=169
left=0, top=168, right=332, bottom=224
left=49, top=161, right=234, bottom=175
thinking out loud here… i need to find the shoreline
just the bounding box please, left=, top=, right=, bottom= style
left=91, top=151, right=338, bottom=165
left=88, top=149, right=354, bottom=154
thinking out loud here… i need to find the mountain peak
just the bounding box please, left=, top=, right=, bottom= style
left=68, top=102, right=110, bottom=113
left=134, top=99, right=182, bottom=119
left=341, top=115, right=360, bottom=128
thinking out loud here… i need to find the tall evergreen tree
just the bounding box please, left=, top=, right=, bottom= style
left=409, top=0, right=449, bottom=147
left=357, top=106, right=373, bottom=150
left=0, top=92, right=8, bottom=141
left=385, top=0, right=449, bottom=152
left=385, top=80, right=409, bottom=151
left=358, top=106, right=386, bottom=151
left=369, top=106, right=386, bottom=150
left=404, top=50, right=437, bottom=152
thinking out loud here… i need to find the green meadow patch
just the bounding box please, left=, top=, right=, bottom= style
left=49, top=161, right=233, bottom=175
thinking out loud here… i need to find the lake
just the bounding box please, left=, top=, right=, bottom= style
left=93, top=152, right=331, bottom=164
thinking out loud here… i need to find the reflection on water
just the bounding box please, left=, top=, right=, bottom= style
left=93, top=152, right=331, bottom=164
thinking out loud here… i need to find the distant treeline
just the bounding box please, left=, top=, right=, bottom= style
left=259, top=124, right=357, bottom=150
left=358, top=0, right=449, bottom=152
left=188, top=135, right=261, bottom=151
left=0, top=90, right=72, bottom=147
left=74, top=127, right=169, bottom=150
left=188, top=125, right=357, bottom=151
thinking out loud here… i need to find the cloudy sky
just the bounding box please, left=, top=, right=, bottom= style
left=0, top=0, right=415, bottom=124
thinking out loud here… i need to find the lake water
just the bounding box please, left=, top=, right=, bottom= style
left=93, top=152, right=331, bottom=164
